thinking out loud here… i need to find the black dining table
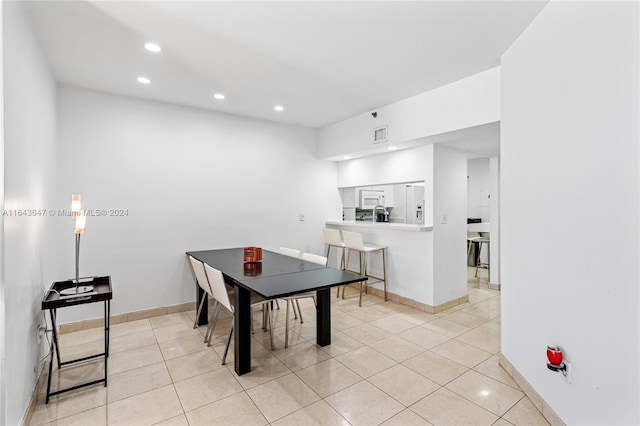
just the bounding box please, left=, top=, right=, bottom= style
left=186, top=248, right=367, bottom=375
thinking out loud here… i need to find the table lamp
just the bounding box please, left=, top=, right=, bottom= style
left=60, top=194, right=94, bottom=296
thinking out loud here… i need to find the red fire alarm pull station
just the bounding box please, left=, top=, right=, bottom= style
left=546, top=346, right=564, bottom=367
left=546, top=345, right=571, bottom=383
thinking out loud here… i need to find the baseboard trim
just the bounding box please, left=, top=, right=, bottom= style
left=349, top=284, right=469, bottom=314
left=499, top=353, right=565, bottom=426
left=59, top=301, right=195, bottom=334
left=21, top=363, right=48, bottom=426
left=488, top=282, right=501, bottom=290
left=57, top=285, right=473, bottom=334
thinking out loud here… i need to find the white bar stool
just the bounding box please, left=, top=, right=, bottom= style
left=342, top=230, right=388, bottom=306
left=475, top=236, right=490, bottom=278
left=323, top=229, right=346, bottom=297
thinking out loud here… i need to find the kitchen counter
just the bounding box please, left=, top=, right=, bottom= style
left=326, top=220, right=433, bottom=232
left=467, top=222, right=490, bottom=233
left=325, top=220, right=436, bottom=311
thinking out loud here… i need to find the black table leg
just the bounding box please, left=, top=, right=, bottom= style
left=316, top=288, right=331, bottom=346
left=50, top=309, right=62, bottom=369
left=234, top=285, right=252, bottom=375
left=196, top=283, right=208, bottom=326
left=45, top=309, right=57, bottom=404
left=104, top=300, right=110, bottom=387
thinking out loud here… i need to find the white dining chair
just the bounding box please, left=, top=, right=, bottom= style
left=281, top=252, right=326, bottom=348
left=279, top=247, right=300, bottom=258
left=188, top=255, right=216, bottom=339
left=278, top=247, right=304, bottom=320
left=342, top=230, right=388, bottom=307
left=203, top=263, right=274, bottom=364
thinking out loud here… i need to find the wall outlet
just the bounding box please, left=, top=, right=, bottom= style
left=563, top=360, right=572, bottom=383
left=441, top=215, right=448, bottom=224
left=36, top=324, right=46, bottom=344
left=298, top=212, right=305, bottom=222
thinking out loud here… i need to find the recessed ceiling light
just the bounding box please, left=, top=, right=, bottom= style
left=144, top=43, right=161, bottom=53
left=213, top=93, right=225, bottom=100
left=137, top=76, right=151, bottom=84
left=274, top=105, right=284, bottom=112
left=343, top=156, right=351, bottom=160
left=388, top=146, right=397, bottom=150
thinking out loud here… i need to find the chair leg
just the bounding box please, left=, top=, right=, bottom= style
left=206, top=303, right=221, bottom=346
left=382, top=248, right=388, bottom=301
left=204, top=303, right=216, bottom=343
left=204, top=317, right=214, bottom=344
left=285, top=299, right=291, bottom=348
left=342, top=249, right=352, bottom=299
left=267, top=304, right=275, bottom=350
left=193, top=296, right=206, bottom=329
left=359, top=252, right=365, bottom=307
left=262, top=305, right=267, bottom=332
left=296, top=299, right=304, bottom=324
left=222, top=324, right=233, bottom=365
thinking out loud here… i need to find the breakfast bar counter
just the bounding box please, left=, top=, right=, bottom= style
left=325, top=220, right=436, bottom=309
left=325, top=220, right=432, bottom=232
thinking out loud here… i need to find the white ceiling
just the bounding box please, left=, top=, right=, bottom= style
left=26, top=1, right=547, bottom=154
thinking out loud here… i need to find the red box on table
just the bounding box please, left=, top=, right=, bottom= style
left=243, top=247, right=262, bottom=263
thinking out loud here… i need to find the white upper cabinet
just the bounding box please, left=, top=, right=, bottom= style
left=341, top=187, right=357, bottom=208
left=381, top=185, right=394, bottom=207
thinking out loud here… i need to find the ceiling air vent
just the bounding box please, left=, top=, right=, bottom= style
left=373, top=125, right=388, bottom=144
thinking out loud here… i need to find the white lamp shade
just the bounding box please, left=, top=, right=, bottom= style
left=71, top=194, right=82, bottom=213
left=74, top=213, right=86, bottom=234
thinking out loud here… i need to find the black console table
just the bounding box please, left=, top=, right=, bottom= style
left=41, top=276, right=112, bottom=403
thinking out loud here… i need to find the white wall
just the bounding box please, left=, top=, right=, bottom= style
left=2, top=2, right=59, bottom=424
left=489, top=156, right=500, bottom=285
left=0, top=2, right=5, bottom=423
left=467, top=158, right=490, bottom=222
left=501, top=2, right=639, bottom=424
left=432, top=145, right=468, bottom=305
left=55, top=86, right=339, bottom=323
left=318, top=67, right=500, bottom=159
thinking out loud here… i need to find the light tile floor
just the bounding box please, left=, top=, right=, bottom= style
left=30, top=268, right=550, bottom=426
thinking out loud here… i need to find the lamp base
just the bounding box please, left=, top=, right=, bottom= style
left=60, top=285, right=95, bottom=296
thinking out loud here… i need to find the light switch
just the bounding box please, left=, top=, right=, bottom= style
left=299, top=213, right=305, bottom=222
left=441, top=215, right=448, bottom=224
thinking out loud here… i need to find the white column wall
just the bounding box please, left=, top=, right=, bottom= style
left=489, top=156, right=500, bottom=286
left=2, top=2, right=59, bottom=424
left=55, top=86, right=339, bottom=324
left=432, top=145, right=467, bottom=305
left=501, top=2, right=639, bottom=424
left=0, top=3, right=5, bottom=424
